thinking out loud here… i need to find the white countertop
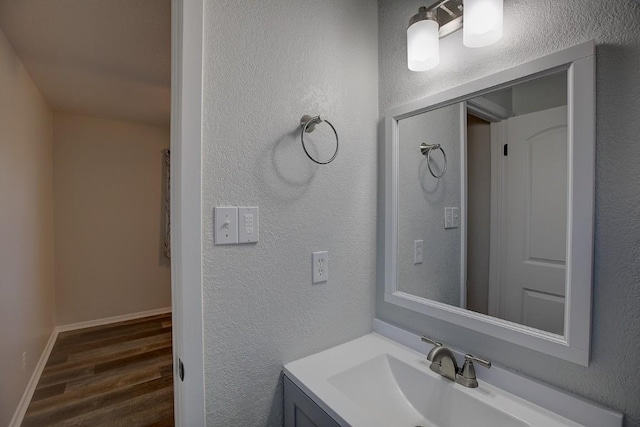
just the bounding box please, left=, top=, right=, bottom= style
left=284, top=332, right=588, bottom=427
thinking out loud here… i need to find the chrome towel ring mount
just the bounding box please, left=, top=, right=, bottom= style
left=420, top=142, right=447, bottom=179
left=300, top=115, right=339, bottom=165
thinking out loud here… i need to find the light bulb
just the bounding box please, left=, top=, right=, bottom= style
left=407, top=11, right=440, bottom=72
left=463, top=0, right=503, bottom=48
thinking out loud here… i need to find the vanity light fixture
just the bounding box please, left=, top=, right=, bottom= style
left=463, top=0, right=503, bottom=47
left=407, top=7, right=440, bottom=71
left=407, top=0, right=503, bottom=71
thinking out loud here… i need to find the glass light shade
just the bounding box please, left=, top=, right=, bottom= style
left=407, top=19, right=440, bottom=72
left=463, top=0, right=503, bottom=48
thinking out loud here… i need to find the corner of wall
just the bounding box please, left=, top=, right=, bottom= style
left=0, top=25, right=57, bottom=425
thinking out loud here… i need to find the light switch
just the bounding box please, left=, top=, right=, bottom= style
left=444, top=207, right=459, bottom=229
left=414, top=240, right=423, bottom=264
left=214, top=207, right=238, bottom=245
left=451, top=207, right=459, bottom=228
left=312, top=251, right=328, bottom=284
left=238, top=207, right=259, bottom=243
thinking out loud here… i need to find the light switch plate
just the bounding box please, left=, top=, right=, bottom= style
left=312, top=251, right=328, bottom=284
left=444, top=207, right=459, bottom=229
left=451, top=207, right=459, bottom=228
left=214, top=207, right=238, bottom=245
left=414, top=240, right=424, bottom=264
left=238, top=207, right=259, bottom=243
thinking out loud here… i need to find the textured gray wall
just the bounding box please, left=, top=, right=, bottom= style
left=202, top=0, right=378, bottom=425
left=377, top=0, right=640, bottom=425
left=397, top=104, right=461, bottom=306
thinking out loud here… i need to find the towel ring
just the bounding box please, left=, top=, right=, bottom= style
left=300, top=115, right=339, bottom=165
left=420, top=142, right=447, bottom=179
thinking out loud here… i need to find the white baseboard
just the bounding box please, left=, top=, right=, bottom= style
left=9, top=307, right=173, bottom=426
left=56, top=307, right=172, bottom=333
left=9, top=328, right=58, bottom=427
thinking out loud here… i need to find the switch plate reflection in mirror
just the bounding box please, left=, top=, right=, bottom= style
left=444, top=207, right=459, bottom=229
left=414, top=240, right=424, bottom=264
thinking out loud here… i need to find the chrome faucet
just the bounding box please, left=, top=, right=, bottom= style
left=421, top=336, right=491, bottom=388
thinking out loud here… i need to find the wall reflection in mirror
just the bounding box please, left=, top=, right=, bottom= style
left=397, top=71, right=568, bottom=336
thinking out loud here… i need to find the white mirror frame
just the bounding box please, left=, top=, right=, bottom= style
left=384, top=41, right=595, bottom=366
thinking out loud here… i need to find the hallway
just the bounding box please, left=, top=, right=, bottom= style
left=22, top=313, right=173, bottom=426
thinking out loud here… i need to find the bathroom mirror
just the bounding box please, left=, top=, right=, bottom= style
left=398, top=71, right=569, bottom=335
left=384, top=42, right=595, bottom=365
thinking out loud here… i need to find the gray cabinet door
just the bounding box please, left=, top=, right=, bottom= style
left=284, top=375, right=341, bottom=427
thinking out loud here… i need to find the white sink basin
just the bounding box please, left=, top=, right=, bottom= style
left=328, top=353, right=527, bottom=427
left=284, top=333, right=583, bottom=427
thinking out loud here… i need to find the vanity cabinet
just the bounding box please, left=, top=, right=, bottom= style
left=284, top=375, right=340, bottom=427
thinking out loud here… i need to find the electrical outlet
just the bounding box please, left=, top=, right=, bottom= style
left=22, top=351, right=27, bottom=371
left=312, top=251, right=328, bottom=284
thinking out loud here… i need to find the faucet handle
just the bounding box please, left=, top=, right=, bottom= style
left=420, top=336, right=442, bottom=361
left=464, top=354, right=491, bottom=369
left=457, top=354, right=491, bottom=388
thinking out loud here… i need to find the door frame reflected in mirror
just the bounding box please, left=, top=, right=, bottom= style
left=384, top=41, right=595, bottom=366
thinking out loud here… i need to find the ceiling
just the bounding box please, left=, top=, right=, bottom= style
left=0, top=0, right=171, bottom=127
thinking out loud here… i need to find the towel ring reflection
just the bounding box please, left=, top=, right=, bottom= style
left=420, top=142, right=447, bottom=179
left=300, top=115, right=339, bottom=165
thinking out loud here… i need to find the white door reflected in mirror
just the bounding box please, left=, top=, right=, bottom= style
left=499, top=105, right=567, bottom=335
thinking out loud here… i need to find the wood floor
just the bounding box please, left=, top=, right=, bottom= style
left=22, top=313, right=174, bottom=426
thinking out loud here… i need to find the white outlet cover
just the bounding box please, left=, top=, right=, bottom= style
left=214, top=207, right=238, bottom=245
left=312, top=251, right=328, bottom=284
